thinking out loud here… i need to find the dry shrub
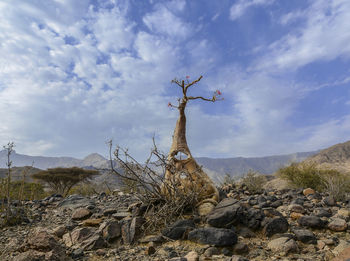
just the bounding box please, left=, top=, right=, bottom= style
left=241, top=170, right=267, bottom=193
left=278, top=162, right=350, bottom=200
left=108, top=140, right=206, bottom=234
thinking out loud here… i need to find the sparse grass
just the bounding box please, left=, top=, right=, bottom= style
left=278, top=162, right=350, bottom=200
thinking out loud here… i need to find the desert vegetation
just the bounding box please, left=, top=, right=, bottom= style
left=32, top=167, right=98, bottom=197
left=107, top=76, right=224, bottom=233
left=278, top=162, right=350, bottom=200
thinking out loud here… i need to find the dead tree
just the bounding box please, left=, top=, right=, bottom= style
left=162, top=76, right=222, bottom=212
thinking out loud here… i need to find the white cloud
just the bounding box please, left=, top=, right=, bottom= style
left=230, top=0, right=275, bottom=21
left=143, top=4, right=191, bottom=39
left=257, top=0, right=350, bottom=71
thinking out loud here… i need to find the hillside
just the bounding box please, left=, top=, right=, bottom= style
left=197, top=151, right=317, bottom=183
left=0, top=166, right=42, bottom=182
left=0, top=150, right=318, bottom=185
left=304, top=140, right=350, bottom=172
left=0, top=150, right=110, bottom=169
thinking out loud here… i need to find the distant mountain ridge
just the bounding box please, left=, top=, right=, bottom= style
left=0, top=150, right=110, bottom=169
left=196, top=151, right=318, bottom=183
left=0, top=149, right=318, bottom=183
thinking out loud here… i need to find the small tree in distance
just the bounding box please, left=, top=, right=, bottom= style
left=32, top=167, right=98, bottom=197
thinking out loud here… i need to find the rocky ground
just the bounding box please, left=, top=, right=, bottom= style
left=1, top=185, right=350, bottom=261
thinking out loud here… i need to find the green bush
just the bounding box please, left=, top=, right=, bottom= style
left=278, top=162, right=350, bottom=200
left=241, top=170, right=267, bottom=193
left=278, top=162, right=324, bottom=191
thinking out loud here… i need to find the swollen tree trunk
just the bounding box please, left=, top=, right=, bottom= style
left=163, top=78, right=220, bottom=210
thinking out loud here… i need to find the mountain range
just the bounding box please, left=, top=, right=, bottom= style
left=0, top=149, right=319, bottom=183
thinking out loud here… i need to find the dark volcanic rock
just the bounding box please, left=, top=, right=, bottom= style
left=314, top=208, right=332, bottom=218
left=207, top=198, right=242, bottom=228
left=262, top=217, right=289, bottom=237
left=292, top=229, right=317, bottom=244
left=188, top=227, right=237, bottom=246
left=162, top=219, right=195, bottom=240
left=298, top=215, right=326, bottom=228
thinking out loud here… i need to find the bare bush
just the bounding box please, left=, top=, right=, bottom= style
left=241, top=170, right=267, bottom=193
left=108, top=139, right=206, bottom=233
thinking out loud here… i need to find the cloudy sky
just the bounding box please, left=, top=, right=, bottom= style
left=0, top=0, right=349, bottom=161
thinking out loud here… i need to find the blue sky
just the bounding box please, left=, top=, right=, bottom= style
left=0, top=0, right=349, bottom=160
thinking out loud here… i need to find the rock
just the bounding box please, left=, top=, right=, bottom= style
left=323, top=196, right=336, bottom=206
left=120, top=216, right=144, bottom=244
left=185, top=250, right=199, bottom=261
left=71, top=208, right=92, bottom=220
left=303, top=188, right=315, bottom=196
left=100, top=220, right=121, bottom=241
left=332, top=245, right=350, bottom=261
left=198, top=202, right=215, bottom=216
left=27, top=230, right=59, bottom=251
left=203, top=246, right=220, bottom=257
left=291, top=197, right=305, bottom=205
left=58, top=195, right=95, bottom=209
left=314, top=208, right=332, bottom=217
left=238, top=227, right=255, bottom=238
left=317, top=240, right=326, bottom=250
left=230, top=255, right=249, bottom=261
left=24, top=230, right=69, bottom=260
left=270, top=200, right=283, bottom=208
left=333, top=240, right=350, bottom=256
left=233, top=242, right=249, bottom=254
left=328, top=218, right=347, bottom=231
left=262, top=216, right=289, bottom=237
left=103, top=208, right=118, bottom=216
left=71, top=248, right=84, bottom=259
left=267, top=237, right=299, bottom=254
left=81, top=218, right=103, bottom=226
left=288, top=204, right=305, bottom=214
left=145, top=246, right=156, bottom=255
left=207, top=198, right=243, bottom=228
left=138, top=235, right=164, bottom=244
left=15, top=250, right=46, bottom=261
left=292, top=229, right=317, bottom=244
left=298, top=215, right=326, bottom=228
left=168, top=258, right=187, bottom=261
left=53, top=225, right=66, bottom=238
left=162, top=219, right=196, bottom=240
left=112, top=212, right=131, bottom=220
left=63, top=227, right=93, bottom=247
left=188, top=227, right=237, bottom=246
left=81, top=234, right=107, bottom=250
left=290, top=212, right=304, bottom=220
left=244, top=207, right=265, bottom=229
left=337, top=208, right=350, bottom=219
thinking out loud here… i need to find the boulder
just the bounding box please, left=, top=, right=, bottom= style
left=162, top=219, right=195, bottom=240
left=268, top=237, right=299, bottom=254
left=188, top=227, right=237, bottom=246
left=71, top=208, right=92, bottom=220
left=262, top=217, right=289, bottom=237
left=328, top=218, right=347, bottom=231
left=292, top=229, right=317, bottom=244
left=207, top=198, right=242, bottom=228
left=298, top=215, right=326, bottom=228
